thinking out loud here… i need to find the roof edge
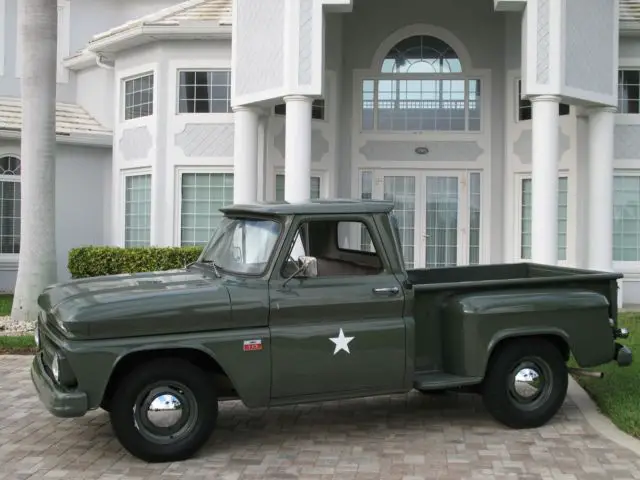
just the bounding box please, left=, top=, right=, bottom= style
left=65, top=24, right=232, bottom=71
left=0, top=129, right=113, bottom=147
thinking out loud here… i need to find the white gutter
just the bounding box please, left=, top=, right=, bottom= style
left=95, top=53, right=114, bottom=70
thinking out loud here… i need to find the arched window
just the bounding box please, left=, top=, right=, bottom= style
left=0, top=155, right=21, bottom=255
left=362, top=34, right=480, bottom=132
left=381, top=35, right=462, bottom=74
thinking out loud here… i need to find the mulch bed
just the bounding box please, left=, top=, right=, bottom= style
left=0, top=347, right=35, bottom=355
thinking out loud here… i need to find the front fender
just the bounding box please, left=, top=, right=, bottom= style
left=439, top=288, right=614, bottom=378
left=66, top=328, right=272, bottom=410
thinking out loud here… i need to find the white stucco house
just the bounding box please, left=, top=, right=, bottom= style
left=0, top=0, right=640, bottom=304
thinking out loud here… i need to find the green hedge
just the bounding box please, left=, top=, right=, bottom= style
left=68, top=246, right=204, bottom=278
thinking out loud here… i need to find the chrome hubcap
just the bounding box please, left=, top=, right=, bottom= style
left=147, top=394, right=183, bottom=428
left=133, top=383, right=198, bottom=444
left=513, top=367, right=543, bottom=400
left=508, top=358, right=552, bottom=409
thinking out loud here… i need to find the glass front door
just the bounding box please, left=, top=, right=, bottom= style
left=361, top=169, right=482, bottom=269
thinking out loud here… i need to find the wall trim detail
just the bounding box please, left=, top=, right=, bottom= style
left=119, top=126, right=153, bottom=161
left=358, top=140, right=484, bottom=163
left=175, top=123, right=235, bottom=158
left=513, top=128, right=571, bottom=164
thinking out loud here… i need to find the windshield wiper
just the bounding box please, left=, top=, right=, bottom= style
left=199, top=259, right=221, bottom=278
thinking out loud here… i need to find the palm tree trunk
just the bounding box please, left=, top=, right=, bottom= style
left=10, top=0, right=58, bottom=328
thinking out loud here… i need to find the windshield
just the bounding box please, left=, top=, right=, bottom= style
left=200, top=216, right=282, bottom=275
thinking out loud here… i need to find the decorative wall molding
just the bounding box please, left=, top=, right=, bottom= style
left=119, top=126, right=153, bottom=161
left=564, top=0, right=616, bottom=96
left=298, top=0, right=313, bottom=86
left=233, top=0, right=285, bottom=97
left=513, top=128, right=571, bottom=164
left=274, top=126, right=329, bottom=162
left=536, top=0, right=550, bottom=85
left=175, top=123, right=235, bottom=157
left=358, top=140, right=484, bottom=162
left=615, top=125, right=640, bottom=160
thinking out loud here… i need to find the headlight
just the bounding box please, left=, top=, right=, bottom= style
left=33, top=326, right=40, bottom=349
left=51, top=354, right=60, bottom=383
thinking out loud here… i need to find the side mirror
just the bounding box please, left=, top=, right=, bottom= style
left=282, top=255, right=318, bottom=288
left=297, top=256, right=318, bottom=278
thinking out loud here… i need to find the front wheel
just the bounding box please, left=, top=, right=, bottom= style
left=109, top=358, right=218, bottom=463
left=481, top=338, right=568, bottom=429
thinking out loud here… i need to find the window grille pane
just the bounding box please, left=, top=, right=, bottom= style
left=177, top=70, right=232, bottom=114
left=124, top=174, right=151, bottom=247
left=124, top=74, right=154, bottom=120
left=180, top=172, right=234, bottom=246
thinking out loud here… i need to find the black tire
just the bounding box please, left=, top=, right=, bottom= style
left=481, top=338, right=568, bottom=429
left=109, top=358, right=218, bottom=463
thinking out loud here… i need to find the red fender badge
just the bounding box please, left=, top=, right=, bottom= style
left=243, top=339, right=263, bottom=351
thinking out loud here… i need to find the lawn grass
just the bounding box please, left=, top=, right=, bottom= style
left=0, top=294, right=12, bottom=316
left=571, top=312, right=640, bottom=438
left=0, top=334, right=35, bottom=355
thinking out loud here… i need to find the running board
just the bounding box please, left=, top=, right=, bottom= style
left=413, top=371, right=483, bottom=390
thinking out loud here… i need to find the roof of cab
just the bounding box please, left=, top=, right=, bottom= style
left=220, top=199, right=396, bottom=216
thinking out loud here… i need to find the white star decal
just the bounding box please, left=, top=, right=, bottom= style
left=329, top=328, right=354, bottom=355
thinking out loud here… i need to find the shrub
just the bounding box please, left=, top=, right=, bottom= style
left=68, top=246, right=203, bottom=279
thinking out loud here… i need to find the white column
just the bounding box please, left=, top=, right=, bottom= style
left=283, top=95, right=313, bottom=203
left=587, top=106, right=616, bottom=271
left=232, top=105, right=260, bottom=204
left=530, top=95, right=561, bottom=264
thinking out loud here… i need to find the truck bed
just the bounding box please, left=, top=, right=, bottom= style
left=407, top=262, right=623, bottom=390
left=407, top=262, right=621, bottom=292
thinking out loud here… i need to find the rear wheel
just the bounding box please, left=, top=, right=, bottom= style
left=109, top=358, right=218, bottom=463
left=481, top=338, right=568, bottom=429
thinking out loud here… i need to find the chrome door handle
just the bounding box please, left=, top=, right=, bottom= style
left=372, top=286, right=400, bottom=296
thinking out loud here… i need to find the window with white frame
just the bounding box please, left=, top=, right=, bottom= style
left=180, top=172, right=234, bottom=246
left=177, top=70, right=232, bottom=114
left=124, top=73, right=154, bottom=120
left=0, top=156, right=21, bottom=255
left=362, top=35, right=481, bottom=132
left=517, top=80, right=570, bottom=121
left=520, top=177, right=568, bottom=261
left=274, top=99, right=326, bottom=120
left=275, top=174, right=321, bottom=201
left=124, top=174, right=151, bottom=247
left=613, top=174, right=640, bottom=262
left=618, top=70, right=640, bottom=114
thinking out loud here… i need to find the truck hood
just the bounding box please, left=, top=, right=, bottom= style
left=38, top=269, right=233, bottom=339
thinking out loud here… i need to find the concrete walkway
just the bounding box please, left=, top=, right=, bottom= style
left=1, top=355, right=640, bottom=479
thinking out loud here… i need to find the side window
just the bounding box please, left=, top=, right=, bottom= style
left=282, top=219, right=384, bottom=278
left=337, top=221, right=378, bottom=254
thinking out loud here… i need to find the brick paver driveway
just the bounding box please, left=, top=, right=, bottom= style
left=1, top=356, right=640, bottom=480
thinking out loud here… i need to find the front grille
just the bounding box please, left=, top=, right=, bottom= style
left=37, top=311, right=59, bottom=371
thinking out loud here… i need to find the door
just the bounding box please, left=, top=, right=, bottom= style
left=361, top=169, right=482, bottom=268
left=268, top=215, right=407, bottom=400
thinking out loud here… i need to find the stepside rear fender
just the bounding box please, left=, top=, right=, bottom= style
left=438, top=288, right=614, bottom=377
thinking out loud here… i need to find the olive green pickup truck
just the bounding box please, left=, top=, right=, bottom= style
left=31, top=200, right=632, bottom=463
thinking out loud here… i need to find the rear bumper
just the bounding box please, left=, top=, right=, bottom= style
left=615, top=342, right=633, bottom=367
left=30, top=353, right=88, bottom=418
